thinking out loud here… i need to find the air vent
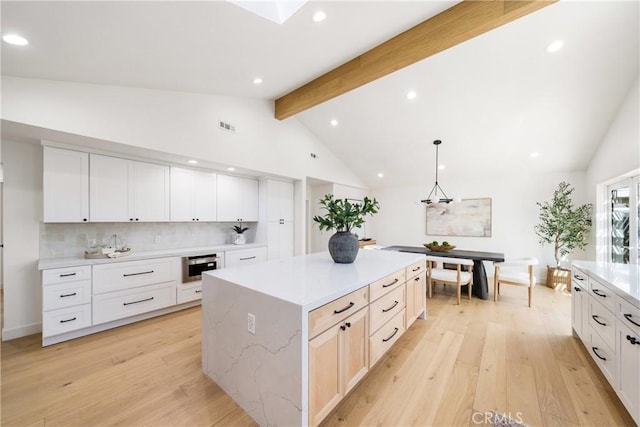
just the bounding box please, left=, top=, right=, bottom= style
left=218, top=120, right=236, bottom=133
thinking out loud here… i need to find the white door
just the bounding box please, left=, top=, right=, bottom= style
left=43, top=147, right=89, bottom=222
left=170, top=167, right=195, bottom=221
left=267, top=180, right=294, bottom=222
left=237, top=177, right=259, bottom=222
left=267, top=221, right=294, bottom=260
left=193, top=171, right=217, bottom=221
left=90, top=154, right=130, bottom=222
left=216, top=174, right=240, bottom=222
left=130, top=161, right=170, bottom=221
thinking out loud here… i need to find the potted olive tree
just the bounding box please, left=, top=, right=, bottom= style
left=534, top=181, right=592, bottom=289
left=313, top=194, right=379, bottom=263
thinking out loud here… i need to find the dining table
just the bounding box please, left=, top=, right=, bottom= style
left=382, top=246, right=505, bottom=300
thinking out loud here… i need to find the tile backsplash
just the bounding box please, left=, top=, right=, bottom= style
left=40, top=222, right=258, bottom=259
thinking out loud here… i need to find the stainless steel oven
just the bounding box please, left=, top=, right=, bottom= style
left=182, top=254, right=220, bottom=283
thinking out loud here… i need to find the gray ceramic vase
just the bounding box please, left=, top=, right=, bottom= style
left=328, top=231, right=359, bottom=263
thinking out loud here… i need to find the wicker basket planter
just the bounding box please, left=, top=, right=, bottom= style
left=546, top=266, right=571, bottom=291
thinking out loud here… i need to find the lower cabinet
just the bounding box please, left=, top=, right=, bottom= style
left=571, top=274, right=588, bottom=339
left=308, top=307, right=368, bottom=426
left=177, top=281, right=203, bottom=304
left=406, top=270, right=426, bottom=328
left=224, top=247, right=267, bottom=268
left=93, top=281, right=176, bottom=325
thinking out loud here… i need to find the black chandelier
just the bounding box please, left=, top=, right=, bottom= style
left=421, top=139, right=453, bottom=205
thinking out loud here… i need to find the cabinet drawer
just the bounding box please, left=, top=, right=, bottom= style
left=588, top=297, right=616, bottom=350
left=370, top=308, right=405, bottom=367
left=177, top=283, right=202, bottom=304
left=309, top=287, right=369, bottom=339
left=370, top=285, right=405, bottom=335
left=618, top=297, right=640, bottom=336
left=42, top=265, right=91, bottom=285
left=93, top=257, right=178, bottom=294
left=93, top=282, right=176, bottom=325
left=224, top=247, right=267, bottom=268
left=43, top=280, right=91, bottom=311
left=588, top=326, right=616, bottom=384
left=369, top=269, right=405, bottom=302
left=571, top=268, right=588, bottom=288
left=43, top=304, right=91, bottom=337
left=589, top=278, right=615, bottom=312
left=406, top=260, right=426, bottom=280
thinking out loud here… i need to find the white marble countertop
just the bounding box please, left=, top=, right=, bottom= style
left=205, top=249, right=425, bottom=311
left=572, top=260, right=640, bottom=306
left=38, top=243, right=267, bottom=270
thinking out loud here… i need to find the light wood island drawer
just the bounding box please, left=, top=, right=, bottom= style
left=369, top=269, right=405, bottom=302
left=406, top=260, right=426, bottom=280
left=309, top=287, right=368, bottom=339
left=589, top=297, right=616, bottom=350
left=43, top=280, right=91, bottom=311
left=369, top=285, right=405, bottom=334
left=370, top=308, right=405, bottom=366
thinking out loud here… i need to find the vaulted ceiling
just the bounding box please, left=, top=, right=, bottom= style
left=2, top=1, right=638, bottom=189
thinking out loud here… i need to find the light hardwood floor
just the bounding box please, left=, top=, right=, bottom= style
left=1, top=285, right=635, bottom=426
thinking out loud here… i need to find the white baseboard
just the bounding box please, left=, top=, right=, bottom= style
left=2, top=322, right=42, bottom=341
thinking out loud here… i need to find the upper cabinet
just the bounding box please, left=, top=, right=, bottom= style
left=266, top=179, right=294, bottom=222
left=90, top=154, right=170, bottom=222
left=170, top=167, right=217, bottom=222
left=216, top=175, right=259, bottom=222
left=43, top=147, right=89, bottom=223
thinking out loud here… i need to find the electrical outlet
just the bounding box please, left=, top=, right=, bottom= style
left=247, top=313, right=256, bottom=335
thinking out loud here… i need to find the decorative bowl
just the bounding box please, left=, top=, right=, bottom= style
left=424, top=243, right=456, bottom=252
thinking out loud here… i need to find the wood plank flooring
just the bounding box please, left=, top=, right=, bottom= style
left=1, top=284, right=635, bottom=426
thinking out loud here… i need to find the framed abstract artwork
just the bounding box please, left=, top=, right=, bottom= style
left=426, top=198, right=492, bottom=237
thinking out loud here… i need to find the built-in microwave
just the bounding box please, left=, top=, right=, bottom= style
left=182, top=254, right=220, bottom=283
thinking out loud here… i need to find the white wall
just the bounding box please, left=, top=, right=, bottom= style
left=2, top=140, right=43, bottom=339
left=368, top=170, right=588, bottom=281
left=585, top=77, right=640, bottom=261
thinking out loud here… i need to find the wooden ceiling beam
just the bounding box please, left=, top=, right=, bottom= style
left=274, top=0, right=556, bottom=120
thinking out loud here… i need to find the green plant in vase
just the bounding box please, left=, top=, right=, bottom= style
left=232, top=223, right=249, bottom=245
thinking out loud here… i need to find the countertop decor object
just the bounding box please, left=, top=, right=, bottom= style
left=232, top=222, right=249, bottom=245
left=424, top=242, right=456, bottom=252
left=313, top=194, right=379, bottom=263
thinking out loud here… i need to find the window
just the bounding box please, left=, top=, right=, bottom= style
left=607, top=175, right=639, bottom=264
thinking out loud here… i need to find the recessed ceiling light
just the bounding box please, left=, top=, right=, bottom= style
left=227, top=167, right=236, bottom=171
left=253, top=77, right=263, bottom=85
left=406, top=90, right=417, bottom=100
left=377, top=173, right=384, bottom=178
left=3, top=34, right=28, bottom=46
left=330, top=119, right=338, bottom=126
left=546, top=40, right=564, bottom=53
left=530, top=152, right=541, bottom=158
left=312, top=11, right=326, bottom=22
left=188, top=159, right=198, bottom=164
left=438, top=164, right=445, bottom=170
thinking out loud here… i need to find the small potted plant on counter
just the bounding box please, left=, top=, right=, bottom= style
left=313, top=194, right=379, bottom=263
left=534, top=181, right=592, bottom=290
left=232, top=222, right=249, bottom=245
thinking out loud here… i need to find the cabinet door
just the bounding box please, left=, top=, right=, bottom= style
left=131, top=160, right=170, bottom=221
left=571, top=281, right=586, bottom=338
left=267, top=221, right=294, bottom=260
left=618, top=320, right=640, bottom=424
left=267, top=180, right=294, bottom=222
left=193, top=170, right=217, bottom=221
left=217, top=175, right=258, bottom=222
left=406, top=280, right=416, bottom=328
left=237, top=177, right=259, bottom=221
left=43, top=147, right=89, bottom=223
left=309, top=323, right=341, bottom=426
left=342, top=307, right=369, bottom=394
left=170, top=167, right=196, bottom=221
left=90, top=154, right=130, bottom=222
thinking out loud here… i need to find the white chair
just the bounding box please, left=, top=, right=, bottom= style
left=493, top=258, right=538, bottom=307
left=425, top=255, right=474, bottom=305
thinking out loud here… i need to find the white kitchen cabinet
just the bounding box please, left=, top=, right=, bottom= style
left=42, top=265, right=92, bottom=340
left=224, top=247, right=267, bottom=268
left=571, top=271, right=588, bottom=340
left=267, top=221, right=294, bottom=260
left=266, top=179, right=294, bottom=222
left=90, top=154, right=170, bottom=222
left=43, top=146, right=89, bottom=223
left=170, top=167, right=217, bottom=222
left=216, top=174, right=259, bottom=222
left=617, top=319, right=640, bottom=423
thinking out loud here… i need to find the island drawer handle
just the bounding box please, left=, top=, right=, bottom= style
left=339, top=322, right=352, bottom=331
left=382, top=328, right=399, bottom=342
left=123, top=297, right=154, bottom=306
left=412, top=266, right=421, bottom=272
left=240, top=256, right=256, bottom=261
left=195, top=290, right=202, bottom=294
left=383, top=278, right=399, bottom=288
left=333, top=302, right=354, bottom=314
left=414, top=277, right=420, bottom=281
left=59, top=272, right=77, bottom=277
left=592, top=289, right=607, bottom=298
left=60, top=292, right=77, bottom=298
left=573, top=274, right=584, bottom=281
left=626, top=335, right=640, bottom=345
left=624, top=313, right=640, bottom=327
left=591, top=315, right=606, bottom=326
left=382, top=301, right=399, bottom=313
left=573, top=286, right=582, bottom=292
left=60, top=317, right=77, bottom=323
left=591, top=347, right=607, bottom=361
left=123, top=270, right=154, bottom=277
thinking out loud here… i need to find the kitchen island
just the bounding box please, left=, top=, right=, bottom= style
left=201, top=249, right=427, bottom=426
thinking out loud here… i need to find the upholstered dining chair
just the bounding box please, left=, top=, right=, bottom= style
left=425, top=255, right=474, bottom=305
left=493, top=258, right=538, bottom=307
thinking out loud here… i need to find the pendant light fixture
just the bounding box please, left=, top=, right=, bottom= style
left=421, top=139, right=453, bottom=205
